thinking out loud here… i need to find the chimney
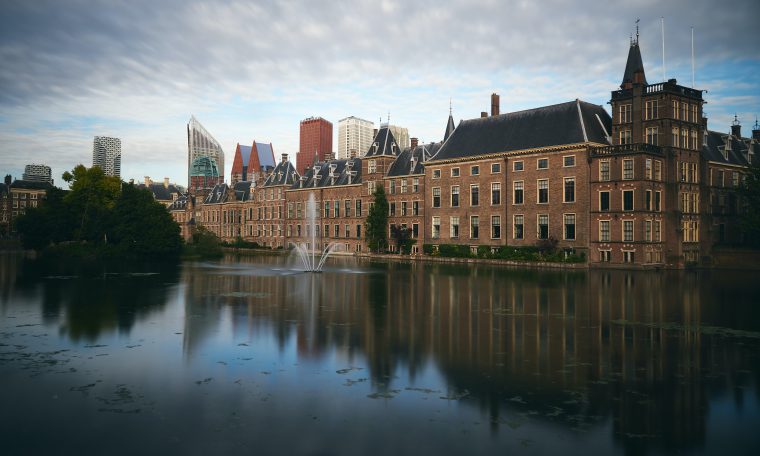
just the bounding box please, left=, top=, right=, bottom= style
left=731, top=116, right=741, bottom=138
left=164, top=177, right=170, bottom=188
left=410, top=137, right=418, bottom=148
left=491, top=93, right=500, bottom=116
left=481, top=112, right=488, bottom=118
left=144, top=176, right=151, bottom=186
left=373, top=128, right=378, bottom=138
left=282, top=153, right=288, bottom=163
left=4, top=174, right=11, bottom=186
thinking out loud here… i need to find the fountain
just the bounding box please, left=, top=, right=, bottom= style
left=292, top=193, right=341, bottom=272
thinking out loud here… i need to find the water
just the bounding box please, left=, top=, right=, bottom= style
left=292, top=193, right=341, bottom=272
left=1, top=253, right=759, bottom=455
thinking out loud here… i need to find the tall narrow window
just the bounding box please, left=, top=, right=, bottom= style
left=564, top=214, right=576, bottom=240
left=537, top=215, right=549, bottom=239
left=432, top=187, right=441, bottom=208
left=564, top=178, right=575, bottom=203
left=623, top=159, right=634, bottom=179
left=491, top=183, right=501, bottom=205
left=645, top=100, right=658, bottom=119
left=623, top=190, right=634, bottom=211
left=537, top=179, right=548, bottom=203
left=491, top=216, right=501, bottom=239
left=513, top=181, right=524, bottom=204
left=623, top=220, right=634, bottom=242
left=600, top=191, right=610, bottom=211
left=600, top=161, right=610, bottom=181
left=470, top=184, right=479, bottom=206
left=645, top=190, right=652, bottom=211
left=645, top=159, right=653, bottom=179
left=470, top=216, right=479, bottom=239
left=672, top=127, right=679, bottom=147
left=646, top=127, right=658, bottom=145
left=599, top=220, right=610, bottom=242
left=620, top=130, right=632, bottom=145
left=514, top=215, right=524, bottom=240
left=451, top=186, right=459, bottom=207
left=432, top=216, right=440, bottom=238
left=645, top=220, right=652, bottom=242
left=450, top=216, right=459, bottom=238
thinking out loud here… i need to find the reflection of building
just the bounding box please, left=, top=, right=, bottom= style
left=92, top=136, right=121, bottom=178
left=337, top=116, right=374, bottom=160
left=187, top=115, right=224, bottom=191
left=22, top=164, right=53, bottom=185
left=297, top=117, right=333, bottom=174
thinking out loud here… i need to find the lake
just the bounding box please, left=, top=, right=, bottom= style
left=1, top=253, right=759, bottom=455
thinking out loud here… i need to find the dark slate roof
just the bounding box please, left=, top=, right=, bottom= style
left=364, top=126, right=401, bottom=157
left=431, top=100, right=612, bottom=162
left=701, top=130, right=754, bottom=166
left=204, top=183, right=229, bottom=204
left=264, top=160, right=299, bottom=186
left=10, top=180, right=53, bottom=190
left=168, top=194, right=189, bottom=211
left=137, top=183, right=182, bottom=201
left=233, top=181, right=253, bottom=201
left=387, top=142, right=441, bottom=177
left=291, top=158, right=362, bottom=189
left=239, top=145, right=253, bottom=166
left=621, top=41, right=647, bottom=88
left=255, top=142, right=276, bottom=170
left=444, top=114, right=456, bottom=141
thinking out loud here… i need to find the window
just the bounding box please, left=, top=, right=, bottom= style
left=645, top=190, right=652, bottom=211
left=389, top=180, right=396, bottom=194
left=335, top=224, right=340, bottom=238
left=513, top=215, right=524, bottom=240
left=412, top=201, right=419, bottom=216
left=600, top=191, right=610, bottom=211
left=680, top=102, right=687, bottom=121
left=672, top=100, right=679, bottom=120
left=564, top=214, right=576, bottom=240
left=655, top=191, right=661, bottom=211
left=654, top=160, right=662, bottom=181
left=691, top=104, right=698, bottom=123
left=600, top=250, right=611, bottom=262
left=451, top=186, right=459, bottom=207
left=537, top=215, right=549, bottom=239
left=324, top=224, right=329, bottom=238
left=654, top=220, right=661, bottom=241
left=491, top=216, right=501, bottom=239
left=389, top=202, right=396, bottom=216
left=400, top=179, right=407, bottom=193
left=624, top=251, right=635, bottom=263
left=537, top=179, right=548, bottom=204
left=564, top=177, right=575, bottom=203
left=599, top=220, right=610, bottom=242
left=537, top=158, right=549, bottom=169
left=432, top=169, right=441, bottom=179
left=619, top=104, right=632, bottom=123
left=470, top=184, right=479, bottom=206
left=345, top=224, right=350, bottom=238
left=563, top=156, right=575, bottom=167
left=368, top=160, right=376, bottom=173
left=672, top=127, right=679, bottom=147
left=324, top=201, right=330, bottom=218
left=471, top=165, right=480, bottom=176
left=491, top=183, right=501, bottom=205
left=645, top=127, right=657, bottom=146
left=690, top=130, right=698, bottom=150
left=513, top=161, right=524, bottom=171
left=368, top=181, right=376, bottom=194
left=513, top=181, right=524, bottom=204
left=412, top=223, right=418, bottom=238
left=645, top=159, right=653, bottom=179
left=645, top=220, right=652, bottom=242
left=682, top=128, right=688, bottom=151
left=623, top=220, right=634, bottom=242
left=432, top=187, right=441, bottom=208
left=491, top=163, right=501, bottom=173
left=356, top=199, right=362, bottom=217
left=623, top=159, right=634, bottom=179
left=623, top=190, right=634, bottom=211
left=451, top=167, right=460, bottom=177
left=401, top=201, right=407, bottom=216
left=600, top=161, right=610, bottom=181
left=412, top=178, right=419, bottom=192
left=470, top=216, right=479, bottom=239
left=357, top=224, right=362, bottom=239
left=345, top=200, right=351, bottom=217
left=334, top=200, right=340, bottom=217
left=432, top=217, right=440, bottom=238
left=620, top=129, right=632, bottom=145
left=733, top=172, right=740, bottom=187
left=645, top=99, right=658, bottom=119
left=450, top=216, right=459, bottom=238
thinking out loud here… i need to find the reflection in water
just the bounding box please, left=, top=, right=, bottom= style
left=2, top=252, right=759, bottom=454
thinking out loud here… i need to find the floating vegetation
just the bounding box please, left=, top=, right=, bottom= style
left=344, top=378, right=368, bottom=386
left=195, top=377, right=213, bottom=385
left=367, top=389, right=400, bottom=399
left=336, top=367, right=363, bottom=375
left=405, top=387, right=441, bottom=394
left=440, top=389, right=469, bottom=400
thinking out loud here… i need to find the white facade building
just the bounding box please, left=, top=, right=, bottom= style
left=92, top=136, right=122, bottom=178
left=388, top=125, right=410, bottom=150
left=22, top=164, right=53, bottom=184
left=187, top=115, right=225, bottom=185
left=337, top=116, right=374, bottom=159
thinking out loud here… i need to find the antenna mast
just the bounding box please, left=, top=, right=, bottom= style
left=691, top=26, right=695, bottom=88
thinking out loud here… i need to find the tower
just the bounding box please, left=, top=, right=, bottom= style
left=92, top=136, right=121, bottom=178
left=187, top=115, right=224, bottom=190
left=297, top=117, right=333, bottom=174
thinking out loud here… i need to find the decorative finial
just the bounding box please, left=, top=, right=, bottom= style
left=449, top=98, right=452, bottom=115
left=635, top=18, right=640, bottom=43
left=733, top=114, right=740, bottom=126
left=387, top=111, right=390, bottom=125
left=754, top=117, right=759, bottom=130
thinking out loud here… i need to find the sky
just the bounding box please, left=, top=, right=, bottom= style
left=1, top=0, right=758, bottom=188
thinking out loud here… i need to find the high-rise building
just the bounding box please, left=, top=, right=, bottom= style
left=297, top=117, right=333, bottom=174
left=337, top=116, right=374, bottom=160
left=92, top=136, right=121, bottom=178
left=187, top=115, right=224, bottom=189
left=22, top=164, right=53, bottom=184
left=388, top=125, right=410, bottom=150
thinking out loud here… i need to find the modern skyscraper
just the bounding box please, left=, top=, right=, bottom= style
left=187, top=115, right=224, bottom=189
left=337, top=116, right=374, bottom=160
left=297, top=117, right=333, bottom=174
left=22, top=164, right=53, bottom=184
left=92, top=136, right=121, bottom=178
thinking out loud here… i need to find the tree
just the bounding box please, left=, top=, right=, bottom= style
left=738, top=163, right=760, bottom=247
left=14, top=187, right=74, bottom=250
left=111, top=183, right=182, bottom=257
left=365, top=186, right=389, bottom=253
left=390, top=224, right=413, bottom=254
left=62, top=165, right=121, bottom=242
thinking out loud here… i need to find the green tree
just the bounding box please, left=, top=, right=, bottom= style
left=365, top=186, right=389, bottom=253
left=15, top=187, right=74, bottom=249
left=186, top=225, right=223, bottom=258
left=111, top=183, right=182, bottom=257
left=62, top=165, right=121, bottom=242
left=738, top=163, right=760, bottom=247
left=390, top=224, right=413, bottom=254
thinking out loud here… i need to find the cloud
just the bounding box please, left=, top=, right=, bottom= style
left=0, top=0, right=758, bottom=185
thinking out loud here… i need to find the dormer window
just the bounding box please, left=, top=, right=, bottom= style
left=368, top=160, right=376, bottom=173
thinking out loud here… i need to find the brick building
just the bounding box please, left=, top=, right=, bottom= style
left=297, top=117, right=333, bottom=174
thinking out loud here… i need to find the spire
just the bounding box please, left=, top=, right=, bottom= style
left=444, top=104, right=456, bottom=142
left=621, top=25, right=647, bottom=89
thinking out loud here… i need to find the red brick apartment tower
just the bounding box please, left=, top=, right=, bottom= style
left=590, top=32, right=705, bottom=268
left=297, top=117, right=333, bottom=174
